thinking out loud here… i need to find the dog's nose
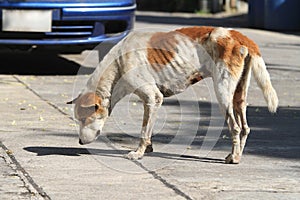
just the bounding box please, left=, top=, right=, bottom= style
left=79, top=139, right=83, bottom=145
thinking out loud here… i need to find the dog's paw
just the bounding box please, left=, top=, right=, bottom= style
left=124, top=151, right=143, bottom=160
left=225, top=154, right=240, bottom=164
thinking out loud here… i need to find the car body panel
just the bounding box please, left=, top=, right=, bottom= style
left=0, top=0, right=136, bottom=47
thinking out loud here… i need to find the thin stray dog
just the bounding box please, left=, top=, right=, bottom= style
left=68, top=26, right=278, bottom=164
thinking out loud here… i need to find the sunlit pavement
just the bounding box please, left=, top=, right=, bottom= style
left=0, top=14, right=300, bottom=199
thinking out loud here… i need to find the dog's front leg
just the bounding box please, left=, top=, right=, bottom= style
left=125, top=88, right=163, bottom=160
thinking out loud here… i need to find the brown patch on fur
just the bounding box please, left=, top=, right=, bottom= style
left=175, top=26, right=214, bottom=42
left=147, top=31, right=179, bottom=71
left=216, top=33, right=249, bottom=78
left=75, top=92, right=105, bottom=126
left=177, top=27, right=261, bottom=79
left=188, top=72, right=203, bottom=85
left=229, top=30, right=261, bottom=56
left=79, top=92, right=101, bottom=108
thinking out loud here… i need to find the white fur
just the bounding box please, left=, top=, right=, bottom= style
left=251, top=56, right=278, bottom=113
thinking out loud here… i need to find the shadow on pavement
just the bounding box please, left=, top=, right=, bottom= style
left=24, top=146, right=92, bottom=156
left=23, top=146, right=224, bottom=164
left=148, top=152, right=225, bottom=164
left=24, top=146, right=129, bottom=157
left=23, top=104, right=300, bottom=161
left=136, top=13, right=249, bottom=28
left=244, top=106, right=300, bottom=160
left=0, top=51, right=94, bottom=75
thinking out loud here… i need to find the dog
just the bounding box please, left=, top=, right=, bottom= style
left=68, top=26, right=278, bottom=164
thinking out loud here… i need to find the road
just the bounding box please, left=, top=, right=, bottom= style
left=0, top=14, right=300, bottom=200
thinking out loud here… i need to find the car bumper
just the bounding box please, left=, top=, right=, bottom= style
left=0, top=4, right=135, bottom=46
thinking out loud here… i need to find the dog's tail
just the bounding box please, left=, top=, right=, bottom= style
left=251, top=56, right=278, bottom=113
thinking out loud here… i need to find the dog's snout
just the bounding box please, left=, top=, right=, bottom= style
left=79, top=139, right=83, bottom=145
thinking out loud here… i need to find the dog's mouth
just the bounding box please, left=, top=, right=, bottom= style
left=79, top=139, right=84, bottom=145
left=79, top=130, right=101, bottom=145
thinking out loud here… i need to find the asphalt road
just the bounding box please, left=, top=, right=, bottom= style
left=0, top=15, right=300, bottom=200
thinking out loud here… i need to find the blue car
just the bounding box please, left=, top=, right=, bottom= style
left=0, top=0, right=136, bottom=50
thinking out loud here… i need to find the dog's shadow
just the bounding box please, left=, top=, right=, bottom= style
left=23, top=146, right=124, bottom=157
left=23, top=146, right=224, bottom=164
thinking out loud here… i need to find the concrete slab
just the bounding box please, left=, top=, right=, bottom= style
left=0, top=19, right=300, bottom=199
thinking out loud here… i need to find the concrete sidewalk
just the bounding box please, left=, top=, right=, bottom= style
left=1, top=19, right=300, bottom=199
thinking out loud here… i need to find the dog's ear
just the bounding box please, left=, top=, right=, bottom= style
left=66, top=94, right=80, bottom=104
left=80, top=93, right=101, bottom=109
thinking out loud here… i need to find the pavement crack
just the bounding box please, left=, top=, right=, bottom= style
left=0, top=141, right=51, bottom=200
left=99, top=137, right=193, bottom=200
left=13, top=75, right=72, bottom=120
left=133, top=160, right=193, bottom=200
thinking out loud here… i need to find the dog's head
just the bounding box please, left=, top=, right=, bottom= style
left=67, top=92, right=109, bottom=145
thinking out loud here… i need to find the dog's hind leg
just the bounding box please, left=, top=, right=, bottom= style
left=213, top=64, right=242, bottom=164
left=125, top=85, right=163, bottom=160
left=224, top=107, right=242, bottom=164
left=233, top=64, right=252, bottom=158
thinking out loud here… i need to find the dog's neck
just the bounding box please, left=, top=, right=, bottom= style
left=87, top=57, right=125, bottom=115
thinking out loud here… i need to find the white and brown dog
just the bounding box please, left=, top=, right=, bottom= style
left=68, top=26, right=278, bottom=164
